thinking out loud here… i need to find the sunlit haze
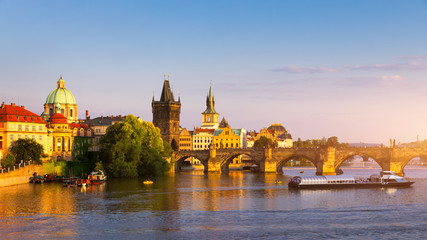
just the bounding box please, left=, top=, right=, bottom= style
left=2, top=1, right=427, bottom=144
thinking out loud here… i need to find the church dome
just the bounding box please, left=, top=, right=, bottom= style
left=45, top=76, right=76, bottom=105
left=267, top=123, right=287, bottom=134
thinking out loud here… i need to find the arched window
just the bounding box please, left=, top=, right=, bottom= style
left=80, top=129, right=84, bottom=136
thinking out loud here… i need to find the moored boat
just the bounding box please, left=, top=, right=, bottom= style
left=143, top=180, right=153, bottom=184
left=88, top=170, right=107, bottom=185
left=288, top=171, right=414, bottom=189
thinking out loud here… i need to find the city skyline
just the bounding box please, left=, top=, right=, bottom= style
left=2, top=1, right=427, bottom=144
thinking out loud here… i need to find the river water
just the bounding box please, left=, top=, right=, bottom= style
left=1, top=167, right=427, bottom=239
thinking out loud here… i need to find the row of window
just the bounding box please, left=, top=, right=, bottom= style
left=216, top=143, right=239, bottom=148
left=10, top=134, right=44, bottom=141
left=194, top=145, right=210, bottom=149
left=17, top=125, right=44, bottom=132
left=194, top=139, right=213, bottom=143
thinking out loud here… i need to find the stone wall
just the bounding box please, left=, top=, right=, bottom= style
left=0, top=162, right=65, bottom=188
left=0, top=164, right=43, bottom=187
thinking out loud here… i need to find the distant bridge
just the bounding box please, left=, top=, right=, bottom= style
left=172, top=146, right=427, bottom=176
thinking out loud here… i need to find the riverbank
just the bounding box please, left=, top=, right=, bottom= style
left=0, top=161, right=65, bottom=187
left=0, top=164, right=43, bottom=187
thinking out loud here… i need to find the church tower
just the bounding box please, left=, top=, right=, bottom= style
left=152, top=76, right=181, bottom=146
left=201, top=82, right=219, bottom=129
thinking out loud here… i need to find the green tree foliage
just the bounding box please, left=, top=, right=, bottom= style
left=10, top=139, right=46, bottom=164
left=293, top=136, right=349, bottom=149
left=2, top=153, right=16, bottom=168
left=253, top=136, right=274, bottom=148
left=100, top=115, right=170, bottom=178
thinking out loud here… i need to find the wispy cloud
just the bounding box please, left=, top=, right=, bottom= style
left=342, top=75, right=404, bottom=87
left=272, top=65, right=336, bottom=74
left=400, top=55, right=427, bottom=60
left=349, top=62, right=427, bottom=71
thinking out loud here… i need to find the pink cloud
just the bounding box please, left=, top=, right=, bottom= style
left=350, top=62, right=427, bottom=71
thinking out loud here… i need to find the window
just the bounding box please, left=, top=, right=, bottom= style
left=18, top=125, right=22, bottom=131
left=25, top=125, right=29, bottom=131
left=18, top=134, right=21, bottom=139
left=32, top=126, right=36, bottom=131
left=70, top=109, right=73, bottom=117
left=57, top=138, right=61, bottom=151
left=39, top=135, right=43, bottom=141
left=10, top=134, right=14, bottom=140
left=25, top=135, right=29, bottom=139
left=32, top=135, right=36, bottom=140
left=39, top=125, right=43, bottom=131
left=80, top=129, right=84, bottom=136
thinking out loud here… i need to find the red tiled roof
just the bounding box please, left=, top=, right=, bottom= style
left=50, top=113, right=68, bottom=124
left=194, top=128, right=215, bottom=134
left=70, top=123, right=89, bottom=129
left=0, top=103, right=45, bottom=123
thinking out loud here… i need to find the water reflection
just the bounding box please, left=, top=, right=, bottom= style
left=1, top=168, right=427, bottom=239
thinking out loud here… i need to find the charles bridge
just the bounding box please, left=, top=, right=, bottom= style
left=172, top=146, right=427, bottom=176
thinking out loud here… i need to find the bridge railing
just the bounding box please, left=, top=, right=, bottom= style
left=0, top=160, right=33, bottom=174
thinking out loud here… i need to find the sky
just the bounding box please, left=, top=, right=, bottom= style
left=1, top=0, right=427, bottom=145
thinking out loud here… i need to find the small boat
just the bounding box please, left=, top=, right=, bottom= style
left=143, top=180, right=153, bottom=184
left=288, top=171, right=414, bottom=189
left=88, top=170, right=107, bottom=185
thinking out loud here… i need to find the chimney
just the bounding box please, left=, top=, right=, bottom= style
left=21, top=106, right=24, bottom=109
left=1, top=102, right=4, bottom=109
left=11, top=103, right=15, bottom=107
left=111, top=115, right=113, bottom=119
left=101, top=115, right=103, bottom=119
left=119, top=115, right=122, bottom=119
left=86, top=110, right=89, bottom=120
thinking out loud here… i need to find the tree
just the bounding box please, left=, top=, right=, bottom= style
left=327, top=136, right=339, bottom=147
left=253, top=136, right=274, bottom=149
left=2, top=153, right=16, bottom=168
left=99, top=115, right=169, bottom=178
left=10, top=139, right=45, bottom=164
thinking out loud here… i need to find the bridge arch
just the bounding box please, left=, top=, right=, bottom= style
left=173, top=151, right=210, bottom=172
left=220, top=152, right=260, bottom=173
left=276, top=153, right=317, bottom=174
left=335, top=153, right=384, bottom=170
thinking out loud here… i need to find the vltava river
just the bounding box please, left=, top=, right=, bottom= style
left=1, top=167, right=427, bottom=239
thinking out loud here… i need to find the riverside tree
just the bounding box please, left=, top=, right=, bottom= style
left=99, top=115, right=170, bottom=178
left=253, top=136, right=274, bottom=149
left=10, top=138, right=46, bottom=164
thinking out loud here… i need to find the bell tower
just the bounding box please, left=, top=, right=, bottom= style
left=152, top=75, right=181, bottom=146
left=201, top=82, right=219, bottom=129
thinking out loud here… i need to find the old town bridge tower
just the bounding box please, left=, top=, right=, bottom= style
left=152, top=76, right=181, bottom=147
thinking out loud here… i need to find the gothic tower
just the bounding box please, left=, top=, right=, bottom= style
left=152, top=76, right=181, bottom=146
left=201, top=82, right=219, bottom=129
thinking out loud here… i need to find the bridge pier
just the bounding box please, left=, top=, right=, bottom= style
left=319, top=147, right=337, bottom=176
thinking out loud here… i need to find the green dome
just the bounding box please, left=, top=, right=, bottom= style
left=45, top=76, right=76, bottom=105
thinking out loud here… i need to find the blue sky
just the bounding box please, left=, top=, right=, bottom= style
left=1, top=0, right=427, bottom=144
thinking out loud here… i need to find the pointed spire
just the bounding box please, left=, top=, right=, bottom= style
left=160, top=80, right=175, bottom=102
left=202, top=81, right=218, bottom=114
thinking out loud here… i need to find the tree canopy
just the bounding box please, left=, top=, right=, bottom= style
left=253, top=136, right=275, bottom=149
left=293, top=136, right=349, bottom=148
left=10, top=138, right=46, bottom=164
left=99, top=115, right=170, bottom=178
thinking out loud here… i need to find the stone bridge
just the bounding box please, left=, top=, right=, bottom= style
left=172, top=146, right=427, bottom=176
